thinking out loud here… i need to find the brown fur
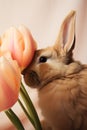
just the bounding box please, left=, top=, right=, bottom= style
left=22, top=11, right=87, bottom=130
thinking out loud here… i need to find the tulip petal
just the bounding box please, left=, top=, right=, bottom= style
left=9, top=27, right=23, bottom=67
left=0, top=55, right=21, bottom=111
left=18, top=25, right=37, bottom=70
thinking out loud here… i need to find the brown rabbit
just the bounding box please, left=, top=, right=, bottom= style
left=22, top=11, right=87, bottom=130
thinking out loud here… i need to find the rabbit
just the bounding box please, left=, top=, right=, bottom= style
left=22, top=11, right=87, bottom=130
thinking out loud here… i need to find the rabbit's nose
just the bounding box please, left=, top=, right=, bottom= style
left=23, top=70, right=40, bottom=88
left=29, top=70, right=37, bottom=77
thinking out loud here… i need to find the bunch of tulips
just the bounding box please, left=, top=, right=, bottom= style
left=0, top=26, right=42, bottom=130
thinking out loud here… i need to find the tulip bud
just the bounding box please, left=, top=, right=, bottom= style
left=0, top=25, right=37, bottom=70
left=0, top=54, right=21, bottom=111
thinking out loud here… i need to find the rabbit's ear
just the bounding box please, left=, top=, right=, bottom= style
left=54, top=11, right=76, bottom=54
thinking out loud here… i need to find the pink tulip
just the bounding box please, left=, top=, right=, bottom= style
left=0, top=53, right=21, bottom=111
left=0, top=25, right=37, bottom=70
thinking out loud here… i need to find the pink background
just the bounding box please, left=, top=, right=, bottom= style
left=0, top=0, right=87, bottom=130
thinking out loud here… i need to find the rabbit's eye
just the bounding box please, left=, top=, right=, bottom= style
left=39, top=56, right=47, bottom=63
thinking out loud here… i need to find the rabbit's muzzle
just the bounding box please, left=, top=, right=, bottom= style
left=23, top=70, right=40, bottom=88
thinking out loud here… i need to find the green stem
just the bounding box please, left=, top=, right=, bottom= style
left=18, top=99, right=35, bottom=127
left=20, top=82, right=42, bottom=130
left=5, top=109, right=25, bottom=130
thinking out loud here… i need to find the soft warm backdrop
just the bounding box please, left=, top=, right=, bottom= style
left=0, top=0, right=87, bottom=130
